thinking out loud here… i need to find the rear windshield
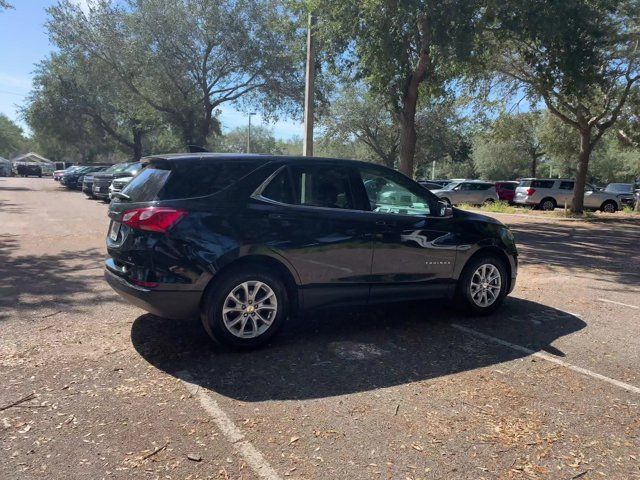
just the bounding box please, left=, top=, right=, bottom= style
left=519, top=180, right=554, bottom=188
left=121, top=160, right=261, bottom=202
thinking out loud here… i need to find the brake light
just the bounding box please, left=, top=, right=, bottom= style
left=121, top=207, right=186, bottom=232
left=526, top=188, right=536, bottom=196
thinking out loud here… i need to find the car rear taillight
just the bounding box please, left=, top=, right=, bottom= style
left=526, top=188, right=536, bottom=196
left=122, top=207, right=186, bottom=232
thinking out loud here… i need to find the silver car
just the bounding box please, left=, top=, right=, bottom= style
left=431, top=180, right=499, bottom=206
left=514, top=178, right=621, bottom=212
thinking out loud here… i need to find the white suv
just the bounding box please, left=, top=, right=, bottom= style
left=514, top=178, right=621, bottom=212
left=431, top=180, right=499, bottom=206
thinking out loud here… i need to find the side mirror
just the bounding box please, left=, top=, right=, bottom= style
left=435, top=200, right=453, bottom=218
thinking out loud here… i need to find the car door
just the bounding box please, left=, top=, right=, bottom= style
left=557, top=180, right=575, bottom=206
left=355, top=165, right=458, bottom=302
left=249, top=163, right=374, bottom=309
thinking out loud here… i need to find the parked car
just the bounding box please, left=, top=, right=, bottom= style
left=417, top=180, right=447, bottom=190
left=514, top=178, right=622, bottom=212
left=61, top=165, right=109, bottom=190
left=603, top=183, right=637, bottom=208
left=494, top=181, right=519, bottom=203
left=92, top=162, right=142, bottom=201
left=16, top=164, right=42, bottom=177
left=430, top=180, right=499, bottom=206
left=54, top=166, right=82, bottom=181
left=104, top=154, right=518, bottom=348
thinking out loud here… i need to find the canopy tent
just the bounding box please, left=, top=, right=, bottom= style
left=11, top=152, right=56, bottom=174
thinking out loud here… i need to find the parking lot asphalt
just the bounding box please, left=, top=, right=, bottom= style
left=1, top=177, right=639, bottom=480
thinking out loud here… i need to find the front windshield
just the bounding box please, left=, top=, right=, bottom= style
left=124, top=163, right=141, bottom=174
left=104, top=163, right=128, bottom=174
left=604, top=183, right=632, bottom=194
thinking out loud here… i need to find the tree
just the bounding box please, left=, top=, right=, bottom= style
left=313, top=0, right=482, bottom=177
left=47, top=0, right=304, bottom=148
left=485, top=0, right=640, bottom=213
left=320, top=86, right=398, bottom=168
left=471, top=111, right=544, bottom=179
left=24, top=53, right=161, bottom=161
left=0, top=114, right=27, bottom=158
left=0, top=1, right=13, bottom=12
left=218, top=126, right=283, bottom=155
left=414, top=97, right=473, bottom=178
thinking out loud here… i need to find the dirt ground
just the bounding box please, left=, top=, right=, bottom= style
left=1, top=176, right=639, bottom=480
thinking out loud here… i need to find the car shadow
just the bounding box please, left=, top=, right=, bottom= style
left=130, top=297, right=585, bottom=402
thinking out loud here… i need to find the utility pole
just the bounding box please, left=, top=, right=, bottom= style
left=431, top=160, right=436, bottom=180
left=302, top=13, right=315, bottom=157
left=247, top=112, right=256, bottom=153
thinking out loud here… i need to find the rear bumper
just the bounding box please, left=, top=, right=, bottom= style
left=104, top=259, right=201, bottom=320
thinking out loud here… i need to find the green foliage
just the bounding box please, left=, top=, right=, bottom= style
left=472, top=111, right=544, bottom=179
left=0, top=115, right=27, bottom=158
left=217, top=126, right=284, bottom=155
left=0, top=1, right=13, bottom=11
left=483, top=0, right=640, bottom=212
left=319, top=85, right=398, bottom=167
left=415, top=97, right=473, bottom=177
left=312, top=0, right=484, bottom=175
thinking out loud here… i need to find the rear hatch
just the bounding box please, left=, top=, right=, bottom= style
left=105, top=157, right=267, bottom=287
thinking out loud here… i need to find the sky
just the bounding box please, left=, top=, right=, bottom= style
left=0, top=0, right=304, bottom=140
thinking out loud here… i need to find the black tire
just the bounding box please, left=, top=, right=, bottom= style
left=600, top=201, right=617, bottom=213
left=200, top=267, right=289, bottom=348
left=456, top=254, right=508, bottom=315
left=441, top=197, right=451, bottom=205
left=539, top=197, right=556, bottom=211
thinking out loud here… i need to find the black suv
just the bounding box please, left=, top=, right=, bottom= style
left=105, top=154, right=517, bottom=348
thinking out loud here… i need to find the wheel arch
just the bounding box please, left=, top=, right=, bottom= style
left=600, top=199, right=618, bottom=212
left=539, top=196, right=557, bottom=209
left=199, top=253, right=301, bottom=316
left=455, top=245, right=514, bottom=292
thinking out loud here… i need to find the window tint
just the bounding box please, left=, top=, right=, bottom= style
left=287, top=165, right=354, bottom=209
left=500, top=183, right=516, bottom=191
left=122, top=167, right=171, bottom=202
left=531, top=180, right=555, bottom=188
left=161, top=161, right=260, bottom=199
left=360, top=168, right=431, bottom=216
left=458, top=183, right=471, bottom=191
left=559, top=181, right=574, bottom=190
left=470, top=183, right=491, bottom=190
left=261, top=168, right=294, bottom=204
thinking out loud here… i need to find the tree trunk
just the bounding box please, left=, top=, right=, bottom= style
left=530, top=154, right=537, bottom=177
left=571, top=128, right=593, bottom=214
left=132, top=128, right=143, bottom=161
left=398, top=96, right=418, bottom=177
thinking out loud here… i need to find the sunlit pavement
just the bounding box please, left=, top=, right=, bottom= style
left=1, top=177, right=639, bottom=479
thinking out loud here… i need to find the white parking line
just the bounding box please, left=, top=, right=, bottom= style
left=178, top=370, right=283, bottom=480
left=597, top=298, right=639, bottom=310
left=451, top=324, right=640, bottom=395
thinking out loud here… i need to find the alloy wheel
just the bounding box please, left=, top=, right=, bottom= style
left=470, top=264, right=502, bottom=308
left=222, top=281, right=278, bottom=338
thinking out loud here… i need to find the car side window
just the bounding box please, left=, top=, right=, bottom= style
left=261, top=167, right=295, bottom=204
left=559, top=181, right=575, bottom=190
left=286, top=165, right=355, bottom=209
left=459, top=183, right=471, bottom=191
left=359, top=168, right=431, bottom=217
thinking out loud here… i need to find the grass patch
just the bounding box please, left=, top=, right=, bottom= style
left=457, top=201, right=521, bottom=214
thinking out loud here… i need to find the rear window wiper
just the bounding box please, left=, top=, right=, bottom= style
left=112, top=192, right=131, bottom=201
